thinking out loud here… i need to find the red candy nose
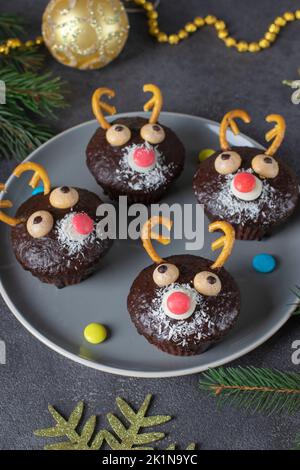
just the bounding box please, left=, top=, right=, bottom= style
left=72, top=213, right=94, bottom=235
left=233, top=172, right=256, bottom=193
left=167, top=291, right=191, bottom=315
left=133, top=147, right=156, bottom=168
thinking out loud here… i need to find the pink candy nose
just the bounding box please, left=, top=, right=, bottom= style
left=72, top=213, right=94, bottom=235
left=233, top=172, right=256, bottom=193
left=167, top=291, right=191, bottom=315
left=133, top=147, right=156, bottom=168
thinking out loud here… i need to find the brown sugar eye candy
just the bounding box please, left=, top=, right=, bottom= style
left=0, top=162, right=113, bottom=288
left=87, top=83, right=185, bottom=205
left=49, top=187, right=79, bottom=209
left=193, top=109, right=299, bottom=240
left=127, top=217, right=240, bottom=356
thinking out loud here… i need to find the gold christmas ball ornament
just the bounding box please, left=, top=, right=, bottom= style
left=42, top=0, right=129, bottom=70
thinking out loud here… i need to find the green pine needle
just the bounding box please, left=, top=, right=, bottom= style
left=199, top=367, right=300, bottom=416
left=0, top=15, right=67, bottom=161
left=0, top=106, right=53, bottom=160
left=0, top=46, right=45, bottom=72
left=291, top=286, right=300, bottom=315
left=0, top=66, right=67, bottom=160
left=1, top=67, right=67, bottom=118
left=294, top=434, right=300, bottom=450
left=0, top=14, right=26, bottom=39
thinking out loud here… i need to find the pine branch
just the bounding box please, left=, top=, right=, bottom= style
left=0, top=14, right=26, bottom=39
left=291, top=286, right=300, bottom=315
left=1, top=67, right=67, bottom=118
left=294, top=434, right=300, bottom=450
left=0, top=46, right=44, bottom=72
left=0, top=106, right=53, bottom=160
left=199, top=367, right=300, bottom=416
left=0, top=66, right=67, bottom=160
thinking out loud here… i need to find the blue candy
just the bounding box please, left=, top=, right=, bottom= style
left=252, top=253, right=276, bottom=273
left=31, top=185, right=44, bottom=196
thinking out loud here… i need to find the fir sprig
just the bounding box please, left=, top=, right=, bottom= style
left=0, top=46, right=44, bottom=72
left=0, top=14, right=26, bottom=39
left=2, top=67, right=67, bottom=118
left=295, top=434, right=300, bottom=450
left=0, top=66, right=67, bottom=160
left=199, top=367, right=300, bottom=415
left=0, top=14, right=67, bottom=160
left=0, top=106, right=53, bottom=160
left=291, top=286, right=300, bottom=315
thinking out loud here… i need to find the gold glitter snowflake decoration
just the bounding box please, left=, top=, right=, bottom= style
left=34, top=394, right=195, bottom=450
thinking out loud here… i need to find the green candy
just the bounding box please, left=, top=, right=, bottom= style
left=84, top=322, right=107, bottom=344
left=198, top=148, right=215, bottom=162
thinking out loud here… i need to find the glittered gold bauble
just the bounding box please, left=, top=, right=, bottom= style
left=42, top=0, right=129, bottom=70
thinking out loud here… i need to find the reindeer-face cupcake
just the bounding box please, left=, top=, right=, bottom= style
left=193, top=110, right=299, bottom=240
left=127, top=217, right=240, bottom=356
left=86, top=84, right=185, bottom=204
left=0, top=163, right=113, bottom=288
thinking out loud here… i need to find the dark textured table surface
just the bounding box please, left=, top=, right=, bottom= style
left=0, top=0, right=300, bottom=450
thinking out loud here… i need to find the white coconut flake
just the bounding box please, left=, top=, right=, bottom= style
left=195, top=168, right=295, bottom=226
left=116, top=143, right=176, bottom=192
left=138, top=282, right=238, bottom=347
left=56, top=212, right=96, bottom=256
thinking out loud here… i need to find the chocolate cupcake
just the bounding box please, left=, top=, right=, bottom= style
left=127, top=217, right=240, bottom=356
left=0, top=162, right=112, bottom=288
left=193, top=110, right=299, bottom=240
left=86, top=84, right=185, bottom=204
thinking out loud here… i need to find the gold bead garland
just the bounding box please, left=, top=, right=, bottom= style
left=0, top=36, right=43, bottom=55
left=0, top=2, right=300, bottom=57
left=133, top=1, right=300, bottom=52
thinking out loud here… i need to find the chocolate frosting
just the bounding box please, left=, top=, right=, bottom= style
left=127, top=254, right=240, bottom=356
left=86, top=117, right=185, bottom=203
left=193, top=146, right=299, bottom=239
left=11, top=188, right=113, bottom=287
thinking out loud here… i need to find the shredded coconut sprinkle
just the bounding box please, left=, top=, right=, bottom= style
left=195, top=169, right=295, bottom=226
left=56, top=212, right=96, bottom=256
left=138, top=282, right=238, bottom=347
left=116, top=143, right=176, bottom=192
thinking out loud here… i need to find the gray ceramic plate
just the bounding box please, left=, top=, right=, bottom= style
left=0, top=112, right=298, bottom=377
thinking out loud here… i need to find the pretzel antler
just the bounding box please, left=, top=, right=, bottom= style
left=92, top=88, right=116, bottom=130
left=0, top=183, right=21, bottom=226
left=141, top=216, right=172, bottom=264
left=143, top=84, right=163, bottom=124
left=219, top=109, right=251, bottom=150
left=13, top=162, right=51, bottom=195
left=265, top=114, right=286, bottom=156
left=0, top=162, right=51, bottom=227
left=209, top=221, right=235, bottom=269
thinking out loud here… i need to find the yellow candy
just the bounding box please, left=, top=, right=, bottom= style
left=84, top=323, right=107, bottom=344
left=199, top=149, right=215, bottom=162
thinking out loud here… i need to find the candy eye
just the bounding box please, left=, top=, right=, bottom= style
left=215, top=151, right=242, bottom=175
left=106, top=124, right=131, bottom=146
left=193, top=271, right=221, bottom=296
left=140, top=123, right=166, bottom=144
left=27, top=210, right=54, bottom=238
left=251, top=154, right=279, bottom=178
left=49, top=187, right=79, bottom=209
left=153, top=263, right=179, bottom=287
